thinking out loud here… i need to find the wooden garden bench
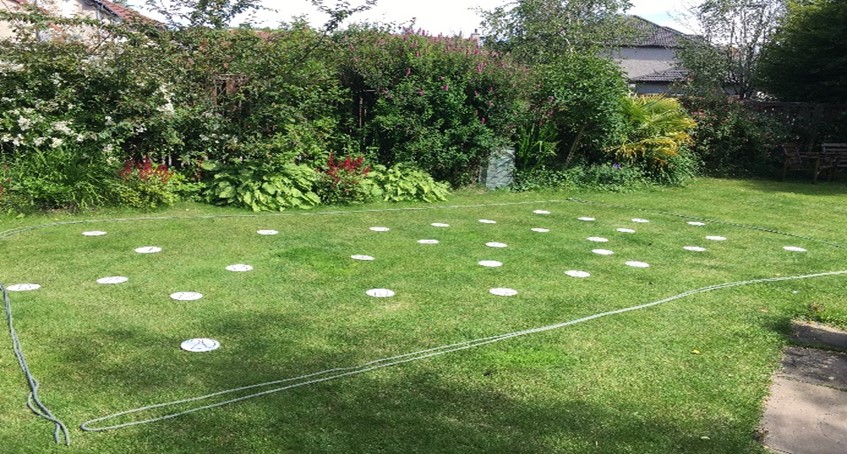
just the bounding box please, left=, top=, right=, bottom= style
left=822, top=143, right=847, bottom=181
left=782, top=143, right=839, bottom=183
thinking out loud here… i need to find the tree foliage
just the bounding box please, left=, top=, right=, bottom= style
left=678, top=0, right=786, bottom=99
left=757, top=0, right=847, bottom=102
left=143, top=0, right=264, bottom=29
left=478, top=0, right=633, bottom=63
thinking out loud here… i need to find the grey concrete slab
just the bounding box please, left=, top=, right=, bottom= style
left=790, top=321, right=847, bottom=352
left=760, top=322, right=847, bottom=453
left=781, top=347, right=847, bottom=391
left=761, top=377, right=847, bottom=454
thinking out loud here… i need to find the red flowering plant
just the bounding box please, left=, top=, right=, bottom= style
left=315, top=153, right=379, bottom=205
left=116, top=157, right=178, bottom=208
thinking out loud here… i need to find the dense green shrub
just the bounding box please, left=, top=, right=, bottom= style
left=337, top=28, right=528, bottom=186
left=314, top=154, right=379, bottom=205
left=115, top=158, right=179, bottom=209
left=530, top=54, right=629, bottom=167
left=511, top=162, right=649, bottom=193
left=510, top=166, right=576, bottom=191
left=0, top=148, right=118, bottom=212
left=686, top=97, right=784, bottom=177
left=201, top=159, right=320, bottom=211
left=365, top=164, right=450, bottom=202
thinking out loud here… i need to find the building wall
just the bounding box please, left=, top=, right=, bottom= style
left=37, top=0, right=116, bottom=22
left=0, top=0, right=120, bottom=42
left=611, top=47, right=678, bottom=80
left=632, top=82, right=681, bottom=95
left=0, top=0, right=25, bottom=40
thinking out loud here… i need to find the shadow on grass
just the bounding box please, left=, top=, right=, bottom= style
left=60, top=311, right=766, bottom=453
left=731, top=177, right=847, bottom=196
left=108, top=368, right=764, bottom=453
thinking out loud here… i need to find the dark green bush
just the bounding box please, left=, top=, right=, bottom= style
left=337, top=28, right=528, bottom=186
left=0, top=148, right=118, bottom=212
left=531, top=54, right=629, bottom=167
left=512, top=162, right=649, bottom=193
left=687, top=97, right=784, bottom=177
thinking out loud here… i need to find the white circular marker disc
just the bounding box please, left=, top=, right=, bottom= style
left=478, top=219, right=496, bottom=224
left=171, top=292, right=203, bottom=301
left=616, top=228, right=636, bottom=233
left=531, top=228, right=550, bottom=233
left=489, top=288, right=518, bottom=296
left=687, top=221, right=706, bottom=226
left=578, top=217, right=595, bottom=221
left=82, top=231, right=107, bottom=237
left=533, top=210, right=550, bottom=215
left=706, top=236, right=726, bottom=241
left=631, top=218, right=650, bottom=223
left=351, top=255, right=375, bottom=261
left=369, top=227, right=390, bottom=232
left=592, top=249, right=614, bottom=256
left=7, top=284, right=40, bottom=292
left=366, top=288, right=395, bottom=298
left=784, top=246, right=807, bottom=252
left=486, top=242, right=508, bottom=248
left=478, top=260, right=503, bottom=267
left=180, top=338, right=220, bottom=353
left=97, top=276, right=128, bottom=284
left=226, top=264, right=253, bottom=272
left=134, top=246, right=162, bottom=254
left=257, top=230, right=278, bottom=235
left=684, top=246, right=707, bottom=252
left=418, top=239, right=439, bottom=244
left=587, top=237, right=609, bottom=243
left=626, top=261, right=650, bottom=268
left=565, top=270, right=591, bottom=278
left=431, top=223, right=450, bottom=227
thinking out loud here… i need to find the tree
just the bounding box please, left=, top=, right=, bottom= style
left=678, top=0, right=786, bottom=99
left=757, top=0, right=847, bottom=102
left=143, top=0, right=263, bottom=29
left=478, top=0, right=634, bottom=63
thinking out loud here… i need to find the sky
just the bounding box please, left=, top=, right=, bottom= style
left=129, top=1, right=698, bottom=35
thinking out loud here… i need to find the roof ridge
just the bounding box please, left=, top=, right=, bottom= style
left=629, top=14, right=688, bottom=38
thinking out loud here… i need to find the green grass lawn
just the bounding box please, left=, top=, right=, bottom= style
left=2, top=178, right=846, bottom=453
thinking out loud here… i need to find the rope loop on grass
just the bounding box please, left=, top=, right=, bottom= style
left=2, top=283, right=71, bottom=445
left=2, top=198, right=846, bottom=442
left=79, top=269, right=847, bottom=433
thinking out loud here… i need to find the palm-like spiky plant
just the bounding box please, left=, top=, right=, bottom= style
left=614, top=95, right=697, bottom=168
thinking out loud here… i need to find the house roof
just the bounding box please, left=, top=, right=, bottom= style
left=91, top=1, right=136, bottom=20
left=7, top=0, right=152, bottom=23
left=624, top=15, right=689, bottom=49
left=86, top=0, right=154, bottom=23
left=630, top=67, right=689, bottom=83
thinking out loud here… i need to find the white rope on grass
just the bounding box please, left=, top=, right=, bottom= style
left=0, top=199, right=573, bottom=240
left=3, top=197, right=845, bottom=442
left=79, top=269, right=847, bottom=433
left=566, top=197, right=845, bottom=249
left=2, top=283, right=71, bottom=445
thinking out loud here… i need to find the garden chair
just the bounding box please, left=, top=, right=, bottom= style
left=782, top=143, right=834, bottom=183
left=822, top=143, right=847, bottom=181
left=781, top=143, right=807, bottom=181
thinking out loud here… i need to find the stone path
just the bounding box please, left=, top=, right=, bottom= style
left=761, top=321, right=847, bottom=453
